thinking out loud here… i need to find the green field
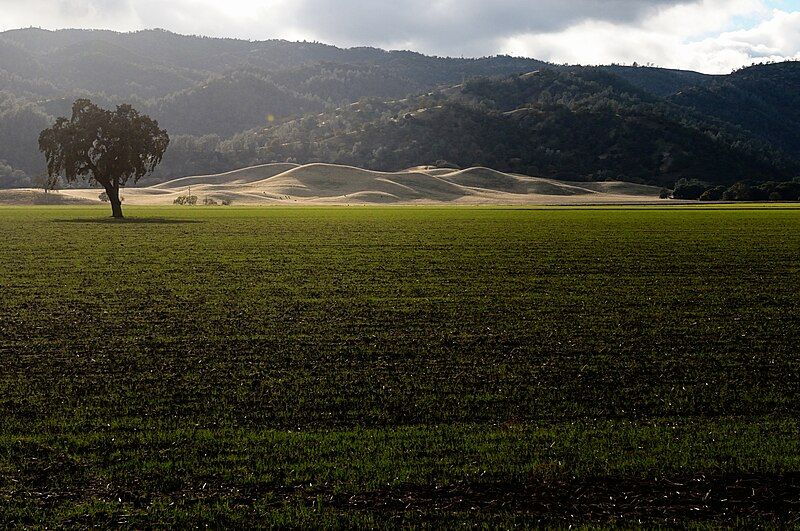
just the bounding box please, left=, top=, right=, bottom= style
left=1, top=205, right=798, bottom=527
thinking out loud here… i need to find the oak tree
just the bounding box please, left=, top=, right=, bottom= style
left=39, top=99, right=169, bottom=218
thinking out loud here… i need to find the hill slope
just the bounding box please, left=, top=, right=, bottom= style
left=0, top=28, right=798, bottom=190
left=215, top=68, right=798, bottom=187
left=0, top=163, right=664, bottom=205
left=669, top=62, right=800, bottom=156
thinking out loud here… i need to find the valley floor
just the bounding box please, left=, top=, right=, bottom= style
left=0, top=205, right=797, bottom=527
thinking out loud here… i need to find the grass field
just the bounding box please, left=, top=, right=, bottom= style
left=0, top=205, right=798, bottom=527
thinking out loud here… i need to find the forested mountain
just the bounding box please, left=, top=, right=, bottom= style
left=669, top=62, right=800, bottom=157
left=598, top=65, right=713, bottom=97
left=0, top=28, right=798, bottom=189
left=176, top=68, right=794, bottom=188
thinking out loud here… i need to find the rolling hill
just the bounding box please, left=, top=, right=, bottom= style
left=0, top=28, right=798, bottom=191
left=0, top=163, right=664, bottom=205
left=215, top=68, right=799, bottom=187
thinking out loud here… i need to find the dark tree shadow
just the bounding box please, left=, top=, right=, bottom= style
left=53, top=218, right=204, bottom=225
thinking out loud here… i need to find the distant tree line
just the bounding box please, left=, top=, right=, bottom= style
left=671, top=177, right=800, bottom=201
left=0, top=159, right=30, bottom=187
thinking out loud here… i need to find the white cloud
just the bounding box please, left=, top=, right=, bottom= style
left=286, top=0, right=685, bottom=56
left=689, top=9, right=800, bottom=66
left=0, top=0, right=798, bottom=72
left=501, top=0, right=800, bottom=73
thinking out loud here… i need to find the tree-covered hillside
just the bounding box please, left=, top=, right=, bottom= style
left=179, top=69, right=794, bottom=187
left=0, top=28, right=797, bottom=189
left=0, top=28, right=549, bottom=184
left=669, top=62, right=800, bottom=157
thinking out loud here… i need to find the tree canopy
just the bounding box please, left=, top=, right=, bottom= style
left=38, top=99, right=169, bottom=218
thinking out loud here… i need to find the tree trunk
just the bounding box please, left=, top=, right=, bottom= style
left=107, top=184, right=124, bottom=219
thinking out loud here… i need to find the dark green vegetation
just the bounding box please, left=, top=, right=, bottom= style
left=1, top=206, right=798, bottom=527
left=1, top=28, right=799, bottom=190
left=0, top=28, right=546, bottom=182
left=232, top=67, right=798, bottom=187
left=673, top=177, right=800, bottom=201
left=38, top=99, right=169, bottom=218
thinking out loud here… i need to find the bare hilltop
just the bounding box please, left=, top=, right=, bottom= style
left=0, top=163, right=664, bottom=206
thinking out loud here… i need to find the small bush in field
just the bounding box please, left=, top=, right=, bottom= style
left=174, top=195, right=198, bottom=205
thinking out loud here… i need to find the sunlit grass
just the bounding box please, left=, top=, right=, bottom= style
left=0, top=205, right=798, bottom=526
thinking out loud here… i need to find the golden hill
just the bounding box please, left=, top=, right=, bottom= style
left=1, top=163, right=664, bottom=205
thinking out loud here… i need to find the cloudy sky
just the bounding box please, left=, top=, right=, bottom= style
left=0, top=0, right=799, bottom=73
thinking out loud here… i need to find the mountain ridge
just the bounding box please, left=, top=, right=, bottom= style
left=0, top=28, right=797, bottom=190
